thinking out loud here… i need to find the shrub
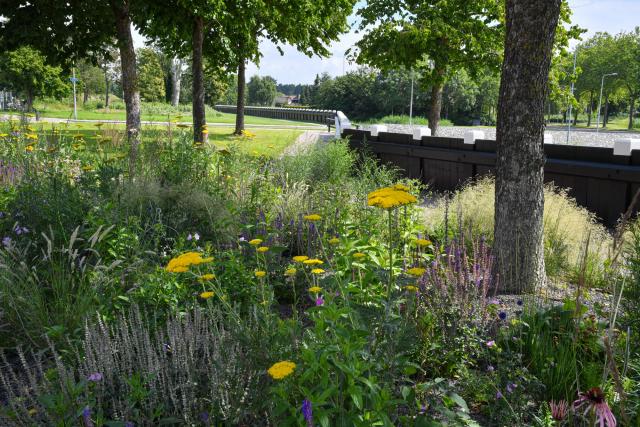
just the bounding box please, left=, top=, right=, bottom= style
left=422, top=177, right=612, bottom=287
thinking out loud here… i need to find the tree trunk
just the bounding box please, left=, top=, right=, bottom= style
left=110, top=0, right=141, bottom=176
left=587, top=90, right=593, bottom=127
left=192, top=16, right=206, bottom=143
left=171, top=57, right=182, bottom=107
left=603, top=95, right=609, bottom=127
left=428, top=76, right=444, bottom=136
left=235, top=53, right=246, bottom=135
left=104, top=71, right=110, bottom=108
left=494, top=0, right=562, bottom=295
left=629, top=97, right=635, bottom=130
left=83, top=87, right=89, bottom=105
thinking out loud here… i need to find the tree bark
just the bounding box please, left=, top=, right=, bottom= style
left=171, top=57, right=182, bottom=107
left=603, top=95, right=609, bottom=127
left=110, top=0, right=141, bottom=176
left=428, top=74, right=444, bottom=136
left=235, top=53, right=246, bottom=135
left=83, top=87, right=89, bottom=105
left=191, top=16, right=206, bottom=143
left=629, top=97, right=635, bottom=130
left=587, top=90, right=593, bottom=127
left=494, top=0, right=562, bottom=294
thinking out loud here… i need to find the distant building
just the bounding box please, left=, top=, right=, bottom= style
left=275, top=95, right=301, bottom=106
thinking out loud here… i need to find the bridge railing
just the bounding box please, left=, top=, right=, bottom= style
left=214, top=105, right=336, bottom=125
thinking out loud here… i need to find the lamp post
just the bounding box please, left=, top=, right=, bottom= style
left=409, top=70, right=414, bottom=127
left=595, top=72, right=617, bottom=133
left=566, top=50, right=577, bottom=144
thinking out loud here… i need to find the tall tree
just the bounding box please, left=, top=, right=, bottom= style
left=137, top=48, right=166, bottom=102
left=247, top=75, right=277, bottom=106
left=615, top=28, right=640, bottom=129
left=0, top=46, right=69, bottom=112
left=0, top=0, right=143, bottom=173
left=171, top=57, right=184, bottom=106
left=494, top=0, right=562, bottom=294
left=353, top=0, right=503, bottom=135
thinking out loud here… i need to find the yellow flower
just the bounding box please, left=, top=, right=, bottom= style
left=25, top=133, right=38, bottom=140
left=25, top=145, right=35, bottom=152
left=415, top=239, right=431, bottom=247
left=165, top=252, right=214, bottom=273
left=284, top=268, right=297, bottom=276
left=202, top=129, right=209, bottom=135
left=303, top=214, right=322, bottom=221
left=267, top=361, right=296, bottom=380
left=200, top=291, right=215, bottom=299
left=303, top=258, right=323, bottom=266
left=311, top=268, right=324, bottom=275
left=406, top=267, right=426, bottom=277
left=328, top=237, right=340, bottom=245
left=248, top=238, right=263, bottom=246
left=292, top=255, right=309, bottom=263
left=405, top=285, right=419, bottom=292
left=367, top=186, right=417, bottom=209
left=0, top=133, right=8, bottom=138
left=309, top=286, right=322, bottom=293
left=256, top=246, right=269, bottom=253
left=255, top=270, right=267, bottom=278
left=82, top=165, right=94, bottom=172
left=353, top=252, right=366, bottom=259
left=198, top=274, right=215, bottom=281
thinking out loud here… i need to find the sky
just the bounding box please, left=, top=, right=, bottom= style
left=134, top=0, right=640, bottom=85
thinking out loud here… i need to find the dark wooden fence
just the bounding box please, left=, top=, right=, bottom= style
left=343, top=128, right=640, bottom=226
left=214, top=105, right=335, bottom=125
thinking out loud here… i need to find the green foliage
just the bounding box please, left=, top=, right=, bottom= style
left=0, top=46, right=70, bottom=110
left=247, top=75, right=278, bottom=106
left=136, top=48, right=166, bottom=102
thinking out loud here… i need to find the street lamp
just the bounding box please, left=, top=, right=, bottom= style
left=595, top=72, right=617, bottom=133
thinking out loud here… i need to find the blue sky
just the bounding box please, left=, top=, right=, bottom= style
left=134, top=0, right=640, bottom=84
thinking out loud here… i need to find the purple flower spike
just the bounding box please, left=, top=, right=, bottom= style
left=87, top=372, right=103, bottom=382
left=82, top=406, right=94, bottom=427
left=302, top=399, right=313, bottom=426
left=496, top=391, right=503, bottom=399
left=2, top=236, right=11, bottom=248
left=506, top=383, right=517, bottom=393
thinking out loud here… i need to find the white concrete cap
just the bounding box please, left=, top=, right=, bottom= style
left=369, top=125, right=388, bottom=137
left=614, top=138, right=640, bottom=156
left=544, top=133, right=553, bottom=144
left=464, top=130, right=485, bottom=145
left=412, top=127, right=431, bottom=140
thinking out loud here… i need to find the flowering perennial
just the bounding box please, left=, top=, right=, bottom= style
left=367, top=185, right=417, bottom=209
left=165, top=252, right=214, bottom=273
left=303, top=214, right=322, bottom=221
left=267, top=361, right=296, bottom=380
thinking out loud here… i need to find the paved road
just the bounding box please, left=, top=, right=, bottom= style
left=1, top=114, right=326, bottom=131
left=371, top=124, right=640, bottom=147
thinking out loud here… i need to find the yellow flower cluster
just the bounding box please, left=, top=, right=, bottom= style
left=367, top=185, right=417, bottom=209
left=256, top=246, right=269, bottom=253
left=284, top=268, right=297, bottom=276
left=328, top=237, right=340, bottom=245
left=198, top=274, right=215, bottom=281
left=309, top=286, right=322, bottom=293
left=200, top=291, right=215, bottom=299
left=303, top=258, right=323, bottom=266
left=415, top=239, right=431, bottom=247
left=311, top=268, right=324, bottom=275
left=165, top=252, right=214, bottom=273
left=303, top=214, right=322, bottom=221
left=293, top=255, right=309, bottom=263
left=255, top=270, right=267, bottom=278
left=353, top=252, right=366, bottom=259
left=405, top=285, right=419, bottom=292
left=249, top=239, right=263, bottom=246
left=406, top=267, right=426, bottom=277
left=267, top=361, right=296, bottom=380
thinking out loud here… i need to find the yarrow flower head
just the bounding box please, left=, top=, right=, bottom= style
left=303, top=258, right=323, bottom=266
left=574, top=387, right=616, bottom=427
left=248, top=238, right=263, bottom=246
left=267, top=361, right=296, bottom=380
left=311, top=268, right=324, bottom=275
left=165, top=252, right=213, bottom=273
left=353, top=252, right=366, bottom=259
left=255, top=270, right=267, bottom=278
left=198, top=274, right=215, bottom=281
left=284, top=268, right=297, bottom=276
left=303, top=214, right=322, bottom=221
left=405, top=285, right=419, bottom=292
left=293, top=255, right=309, bottom=263
left=406, top=267, right=426, bottom=277
left=415, top=238, right=431, bottom=247
left=200, top=291, right=215, bottom=299
left=309, top=286, right=322, bottom=293
left=256, top=246, right=269, bottom=253
left=328, top=237, right=340, bottom=245
left=367, top=185, right=417, bottom=209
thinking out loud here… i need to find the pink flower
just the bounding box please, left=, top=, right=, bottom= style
left=550, top=399, right=568, bottom=422
left=486, top=340, right=496, bottom=348
left=574, top=387, right=616, bottom=427
left=315, top=297, right=324, bottom=306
